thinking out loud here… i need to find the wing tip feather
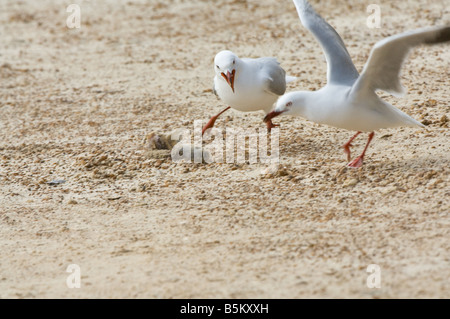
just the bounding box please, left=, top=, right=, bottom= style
left=425, top=26, right=450, bottom=45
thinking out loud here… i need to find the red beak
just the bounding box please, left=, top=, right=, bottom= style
left=264, top=110, right=285, bottom=123
left=221, top=70, right=235, bottom=93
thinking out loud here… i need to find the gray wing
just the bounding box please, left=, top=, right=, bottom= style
left=293, top=0, right=359, bottom=85
left=256, top=57, right=287, bottom=96
left=353, top=26, right=450, bottom=97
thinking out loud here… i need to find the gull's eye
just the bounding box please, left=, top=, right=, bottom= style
left=216, top=65, right=220, bottom=69
left=286, top=102, right=293, bottom=107
left=233, top=60, right=235, bottom=65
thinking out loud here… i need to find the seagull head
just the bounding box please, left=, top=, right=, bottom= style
left=264, top=92, right=299, bottom=123
left=214, top=50, right=239, bottom=93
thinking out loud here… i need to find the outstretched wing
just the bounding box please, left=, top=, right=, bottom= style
left=293, top=0, right=359, bottom=85
left=353, top=26, right=450, bottom=97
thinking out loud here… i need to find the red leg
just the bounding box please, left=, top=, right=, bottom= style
left=347, top=132, right=375, bottom=168
left=266, top=119, right=280, bottom=133
left=202, top=106, right=231, bottom=135
left=343, top=131, right=362, bottom=162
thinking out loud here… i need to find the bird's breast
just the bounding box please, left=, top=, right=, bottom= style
left=214, top=76, right=277, bottom=113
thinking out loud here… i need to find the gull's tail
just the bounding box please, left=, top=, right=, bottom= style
left=402, top=114, right=425, bottom=129
left=384, top=100, right=425, bottom=129
left=286, top=76, right=297, bottom=83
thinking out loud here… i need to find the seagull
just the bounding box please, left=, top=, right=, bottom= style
left=264, top=0, right=450, bottom=168
left=202, top=50, right=296, bottom=135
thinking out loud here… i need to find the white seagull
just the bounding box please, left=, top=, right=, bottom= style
left=264, top=0, right=450, bottom=168
left=202, top=50, right=296, bottom=135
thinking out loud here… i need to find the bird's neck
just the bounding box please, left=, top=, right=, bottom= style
left=290, top=91, right=319, bottom=119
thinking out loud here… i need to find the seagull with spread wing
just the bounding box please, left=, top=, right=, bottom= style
left=264, top=0, right=449, bottom=167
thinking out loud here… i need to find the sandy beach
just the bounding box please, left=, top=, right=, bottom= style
left=0, top=0, right=449, bottom=298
